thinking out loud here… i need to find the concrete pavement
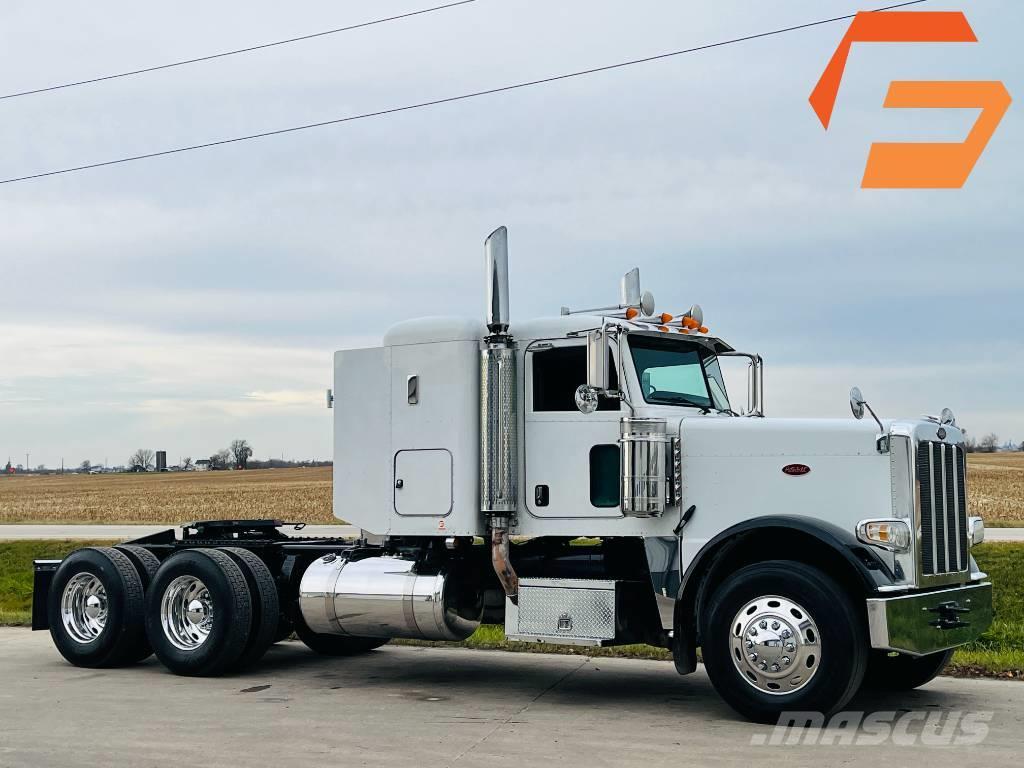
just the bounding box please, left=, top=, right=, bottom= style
left=986, top=527, right=1024, bottom=541
left=0, top=629, right=1021, bottom=768
left=0, top=523, right=360, bottom=540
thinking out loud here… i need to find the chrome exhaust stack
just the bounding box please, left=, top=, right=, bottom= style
left=484, top=225, right=510, bottom=335
left=480, top=226, right=520, bottom=604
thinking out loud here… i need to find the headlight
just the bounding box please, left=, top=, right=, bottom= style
left=968, top=516, right=985, bottom=546
left=856, top=519, right=911, bottom=552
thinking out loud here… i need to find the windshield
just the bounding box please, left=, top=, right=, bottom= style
left=629, top=335, right=731, bottom=411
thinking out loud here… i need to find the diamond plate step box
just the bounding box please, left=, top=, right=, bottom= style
left=505, top=578, right=617, bottom=647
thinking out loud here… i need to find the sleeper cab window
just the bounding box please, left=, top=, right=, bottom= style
left=531, top=345, right=619, bottom=412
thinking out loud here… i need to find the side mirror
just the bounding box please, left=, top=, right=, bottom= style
left=586, top=329, right=609, bottom=391
left=575, top=385, right=600, bottom=414
left=850, top=386, right=866, bottom=420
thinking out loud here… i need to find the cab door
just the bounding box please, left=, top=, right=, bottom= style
left=524, top=339, right=623, bottom=519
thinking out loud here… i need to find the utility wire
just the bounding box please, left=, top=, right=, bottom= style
left=0, top=0, right=478, bottom=101
left=0, top=0, right=927, bottom=186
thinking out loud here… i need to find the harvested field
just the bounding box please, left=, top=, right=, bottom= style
left=0, top=455, right=1020, bottom=526
left=0, top=468, right=334, bottom=525
left=968, top=453, right=1024, bottom=526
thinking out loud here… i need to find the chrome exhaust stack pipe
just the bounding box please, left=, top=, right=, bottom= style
left=480, top=226, right=520, bottom=604
left=484, top=226, right=510, bottom=335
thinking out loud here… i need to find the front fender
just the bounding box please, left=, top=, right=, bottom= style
left=674, top=515, right=896, bottom=647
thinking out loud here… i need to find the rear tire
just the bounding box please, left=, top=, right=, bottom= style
left=293, top=611, right=389, bottom=656
left=113, top=544, right=162, bottom=663
left=145, top=549, right=252, bottom=676
left=218, top=547, right=280, bottom=670
left=700, top=560, right=867, bottom=723
left=115, top=545, right=160, bottom=590
left=862, top=648, right=953, bottom=691
left=47, top=547, right=149, bottom=668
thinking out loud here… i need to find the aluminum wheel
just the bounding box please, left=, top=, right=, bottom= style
left=729, top=595, right=821, bottom=695
left=60, top=572, right=108, bottom=643
left=160, top=576, right=214, bottom=651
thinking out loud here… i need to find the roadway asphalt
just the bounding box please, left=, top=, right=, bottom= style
left=0, top=629, right=1021, bottom=768
left=0, top=524, right=1021, bottom=541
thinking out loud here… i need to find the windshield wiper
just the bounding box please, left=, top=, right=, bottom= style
left=650, top=393, right=711, bottom=412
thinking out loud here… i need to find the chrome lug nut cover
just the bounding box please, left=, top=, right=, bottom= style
left=161, top=576, right=215, bottom=651
left=61, top=573, right=108, bottom=643
left=728, top=595, right=821, bottom=696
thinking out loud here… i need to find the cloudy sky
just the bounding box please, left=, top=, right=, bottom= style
left=1, top=0, right=1020, bottom=468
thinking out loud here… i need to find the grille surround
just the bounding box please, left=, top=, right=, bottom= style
left=916, top=440, right=969, bottom=580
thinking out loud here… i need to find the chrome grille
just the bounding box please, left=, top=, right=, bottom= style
left=917, top=441, right=968, bottom=575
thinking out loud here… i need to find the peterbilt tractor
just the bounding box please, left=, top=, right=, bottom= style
left=33, top=227, right=992, bottom=723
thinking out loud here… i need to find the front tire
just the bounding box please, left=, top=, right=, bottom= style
left=862, top=649, right=953, bottom=691
left=701, top=560, right=867, bottom=723
left=145, top=549, right=252, bottom=676
left=47, top=547, right=149, bottom=668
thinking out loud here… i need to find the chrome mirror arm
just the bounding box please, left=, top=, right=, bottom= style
left=719, top=351, right=764, bottom=417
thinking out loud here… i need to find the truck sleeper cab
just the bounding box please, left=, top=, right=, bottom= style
left=33, top=226, right=992, bottom=724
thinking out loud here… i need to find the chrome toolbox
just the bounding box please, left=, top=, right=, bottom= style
left=505, top=578, right=617, bottom=646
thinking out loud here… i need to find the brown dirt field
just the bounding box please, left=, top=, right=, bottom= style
left=967, top=453, right=1024, bottom=526
left=0, top=468, right=335, bottom=525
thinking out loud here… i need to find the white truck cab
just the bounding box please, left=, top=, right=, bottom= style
left=36, top=226, right=992, bottom=724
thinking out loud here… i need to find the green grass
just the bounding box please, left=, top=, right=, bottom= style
left=394, top=624, right=673, bottom=661
left=949, top=542, right=1024, bottom=678
left=0, top=540, right=116, bottom=625
left=2, top=539, right=1020, bottom=678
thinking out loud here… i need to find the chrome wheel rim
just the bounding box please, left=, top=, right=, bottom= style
left=729, top=595, right=821, bottom=695
left=160, top=576, right=214, bottom=651
left=60, top=572, right=108, bottom=643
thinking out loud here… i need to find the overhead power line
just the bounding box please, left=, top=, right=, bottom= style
left=0, top=0, right=478, bottom=101
left=0, top=0, right=927, bottom=186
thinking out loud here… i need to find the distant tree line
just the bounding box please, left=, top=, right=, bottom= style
left=247, top=458, right=332, bottom=469
left=963, top=433, right=1022, bottom=453
left=118, top=439, right=328, bottom=472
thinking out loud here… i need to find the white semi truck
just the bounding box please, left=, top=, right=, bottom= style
left=34, top=227, right=992, bottom=722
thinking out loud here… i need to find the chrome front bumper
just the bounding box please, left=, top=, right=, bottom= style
left=866, top=582, right=993, bottom=657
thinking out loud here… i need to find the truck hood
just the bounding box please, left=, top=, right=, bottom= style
left=677, top=417, right=885, bottom=457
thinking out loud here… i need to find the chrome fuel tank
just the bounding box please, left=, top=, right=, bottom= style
left=298, top=555, right=481, bottom=641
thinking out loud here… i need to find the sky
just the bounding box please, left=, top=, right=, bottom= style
left=1, top=0, right=1021, bottom=468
